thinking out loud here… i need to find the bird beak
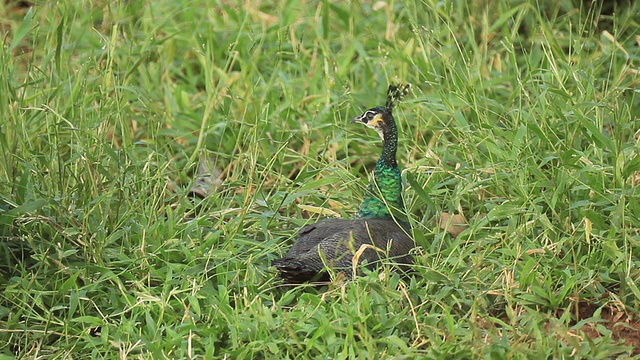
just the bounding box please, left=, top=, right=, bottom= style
left=350, top=116, right=362, bottom=124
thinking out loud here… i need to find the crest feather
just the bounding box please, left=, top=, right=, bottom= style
left=385, top=84, right=410, bottom=112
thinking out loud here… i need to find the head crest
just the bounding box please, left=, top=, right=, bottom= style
left=385, top=84, right=410, bottom=112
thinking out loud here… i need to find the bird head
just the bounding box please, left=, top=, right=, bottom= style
left=350, top=83, right=410, bottom=140
left=350, top=106, right=388, bottom=140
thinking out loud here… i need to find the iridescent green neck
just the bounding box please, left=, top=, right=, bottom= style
left=356, top=114, right=404, bottom=219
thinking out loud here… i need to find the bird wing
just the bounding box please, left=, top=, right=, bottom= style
left=272, top=218, right=414, bottom=282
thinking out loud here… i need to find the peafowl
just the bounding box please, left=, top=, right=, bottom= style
left=272, top=84, right=414, bottom=283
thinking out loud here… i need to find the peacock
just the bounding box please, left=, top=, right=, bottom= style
left=272, top=84, right=414, bottom=283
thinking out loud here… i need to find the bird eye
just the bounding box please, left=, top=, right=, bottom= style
left=365, top=112, right=374, bottom=120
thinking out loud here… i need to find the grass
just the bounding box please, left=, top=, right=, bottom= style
left=1, top=0, right=640, bottom=358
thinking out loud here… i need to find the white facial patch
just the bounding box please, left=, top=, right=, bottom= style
left=363, top=110, right=376, bottom=120
left=374, top=127, right=384, bottom=140
left=354, top=110, right=385, bottom=140
left=354, top=110, right=376, bottom=123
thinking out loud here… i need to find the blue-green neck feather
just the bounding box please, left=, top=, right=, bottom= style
left=356, top=111, right=405, bottom=219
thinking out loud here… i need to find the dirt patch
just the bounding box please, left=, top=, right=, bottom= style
left=575, top=301, right=640, bottom=356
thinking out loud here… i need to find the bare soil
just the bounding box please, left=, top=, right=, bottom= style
left=575, top=301, right=640, bottom=356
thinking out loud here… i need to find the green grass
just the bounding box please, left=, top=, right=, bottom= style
left=1, top=0, right=640, bottom=358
